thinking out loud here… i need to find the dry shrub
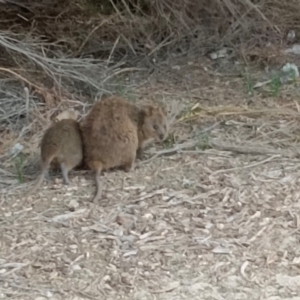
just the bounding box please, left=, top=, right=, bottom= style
left=0, top=0, right=297, bottom=61
left=0, top=0, right=299, bottom=120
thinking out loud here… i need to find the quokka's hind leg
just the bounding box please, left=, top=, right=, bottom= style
left=124, top=160, right=135, bottom=172
left=136, top=148, right=144, bottom=160
left=124, top=152, right=136, bottom=173
left=60, top=162, right=71, bottom=185
left=88, top=161, right=103, bottom=204
left=93, top=168, right=103, bottom=204
left=44, top=168, right=50, bottom=181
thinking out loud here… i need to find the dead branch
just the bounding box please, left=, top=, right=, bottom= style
left=210, top=138, right=299, bottom=158
left=138, top=122, right=221, bottom=165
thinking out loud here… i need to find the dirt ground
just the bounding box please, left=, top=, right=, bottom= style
left=1, top=57, right=300, bottom=300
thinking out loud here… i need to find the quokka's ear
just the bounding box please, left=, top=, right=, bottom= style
left=160, top=106, right=168, bottom=115
left=140, top=105, right=154, bottom=117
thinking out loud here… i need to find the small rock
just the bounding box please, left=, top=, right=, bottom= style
left=142, top=213, right=153, bottom=220
left=54, top=178, right=62, bottom=184
left=45, top=291, right=53, bottom=298
left=293, top=257, right=300, bottom=264
left=282, top=62, right=299, bottom=79
left=72, top=264, right=81, bottom=271
left=205, top=222, right=214, bottom=229
left=216, top=223, right=224, bottom=230
left=68, top=200, right=79, bottom=209
left=8, top=143, right=24, bottom=157
left=103, top=275, right=111, bottom=282
left=120, top=235, right=137, bottom=243
left=116, top=214, right=135, bottom=229
left=121, top=272, right=132, bottom=284
left=55, top=110, right=79, bottom=122
left=284, top=45, right=300, bottom=55
left=209, top=48, right=228, bottom=60
left=287, top=30, right=296, bottom=41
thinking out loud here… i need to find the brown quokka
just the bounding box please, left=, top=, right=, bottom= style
left=80, top=95, right=168, bottom=203
left=25, top=119, right=83, bottom=197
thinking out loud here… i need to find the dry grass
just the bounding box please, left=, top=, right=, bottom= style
left=2, top=0, right=300, bottom=299
left=0, top=0, right=299, bottom=135
left=0, top=0, right=299, bottom=91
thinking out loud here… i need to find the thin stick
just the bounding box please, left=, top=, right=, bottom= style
left=107, top=36, right=120, bottom=67
left=137, top=140, right=198, bottom=166
left=102, top=67, right=145, bottom=84
left=76, top=16, right=115, bottom=56
left=210, top=155, right=279, bottom=176
left=0, top=67, right=43, bottom=91
left=24, top=87, right=29, bottom=123
left=138, top=122, right=221, bottom=165
left=210, top=139, right=298, bottom=158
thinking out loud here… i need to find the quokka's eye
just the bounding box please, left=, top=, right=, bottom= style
left=153, top=125, right=158, bottom=130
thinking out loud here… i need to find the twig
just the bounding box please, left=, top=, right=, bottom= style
left=138, top=122, right=221, bottom=165
left=148, top=33, right=175, bottom=56
left=179, top=150, right=230, bottom=157
left=0, top=262, right=29, bottom=277
left=107, top=35, right=120, bottom=67
left=243, top=0, right=280, bottom=33
left=0, top=67, right=42, bottom=91
left=1, top=279, right=59, bottom=295
left=76, top=16, right=115, bottom=56
left=151, top=281, right=180, bottom=294
left=210, top=155, right=279, bottom=176
left=130, top=188, right=167, bottom=203
left=210, top=139, right=298, bottom=158
left=102, top=67, right=146, bottom=84
left=137, top=141, right=198, bottom=166
left=71, top=288, right=101, bottom=300
left=120, top=34, right=137, bottom=55
left=24, top=87, right=29, bottom=123
left=51, top=208, right=87, bottom=223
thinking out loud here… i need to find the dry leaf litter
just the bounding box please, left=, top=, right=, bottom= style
left=1, top=66, right=300, bottom=300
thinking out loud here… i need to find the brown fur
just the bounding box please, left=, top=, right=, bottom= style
left=136, top=104, right=168, bottom=158
left=80, top=96, right=168, bottom=203
left=25, top=119, right=83, bottom=197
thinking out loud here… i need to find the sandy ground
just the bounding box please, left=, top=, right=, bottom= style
left=2, top=60, right=300, bottom=300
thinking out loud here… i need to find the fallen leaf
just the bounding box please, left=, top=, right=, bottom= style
left=55, top=109, right=79, bottom=121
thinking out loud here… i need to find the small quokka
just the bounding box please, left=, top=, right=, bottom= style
left=25, top=119, right=83, bottom=197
